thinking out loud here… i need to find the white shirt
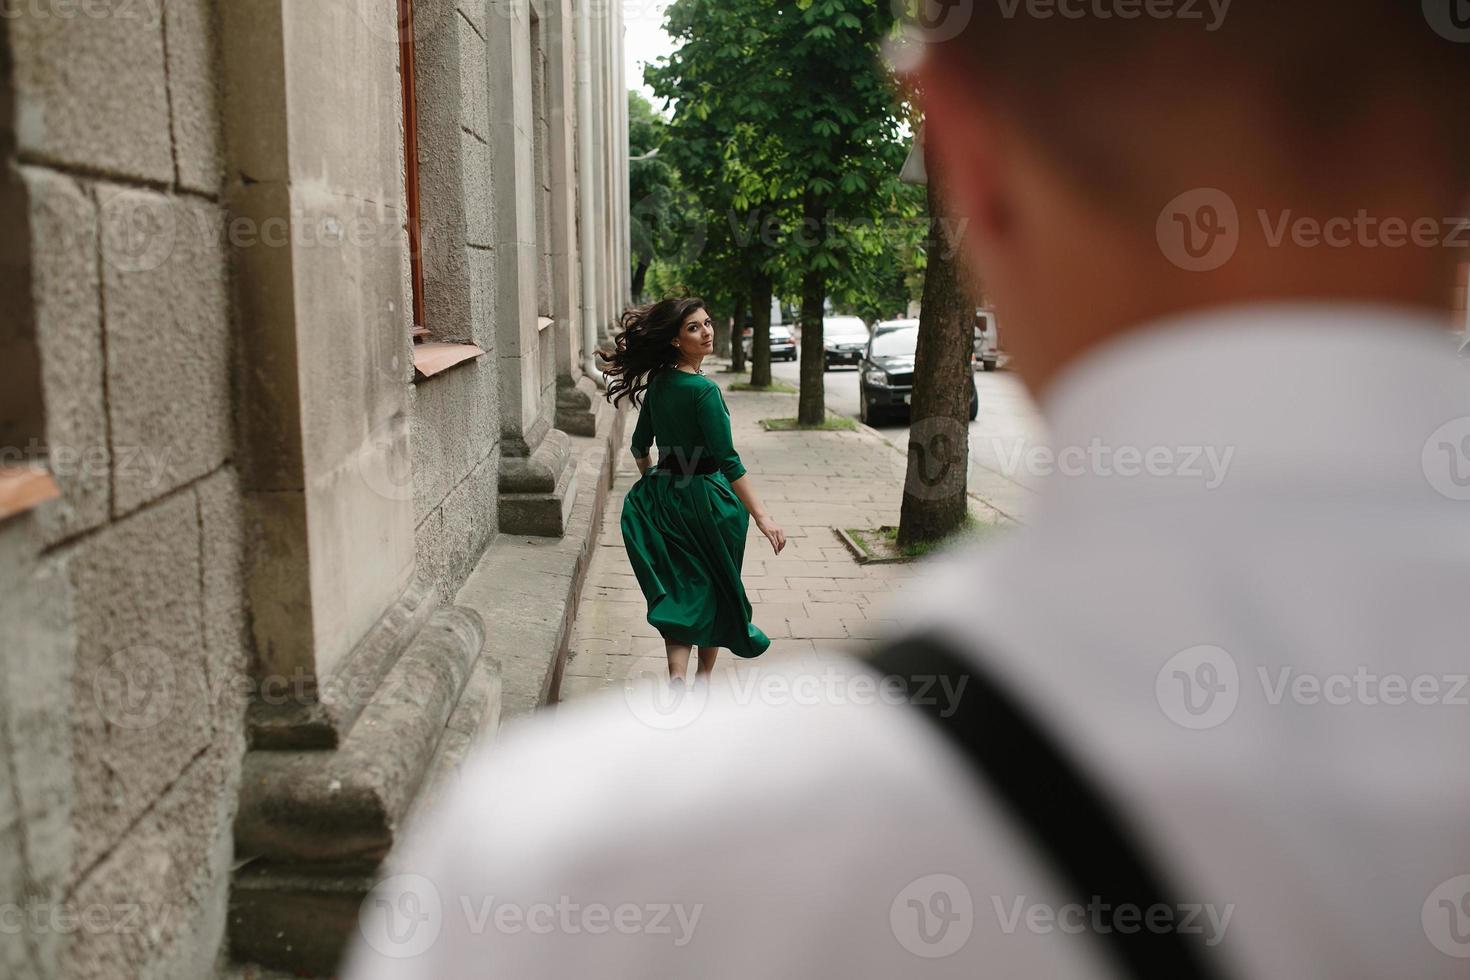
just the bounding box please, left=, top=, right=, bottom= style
left=346, top=304, right=1470, bottom=979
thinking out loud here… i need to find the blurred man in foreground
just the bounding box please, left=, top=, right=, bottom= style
left=348, top=4, right=1470, bottom=977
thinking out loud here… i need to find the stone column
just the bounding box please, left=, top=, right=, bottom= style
left=607, top=2, right=629, bottom=315
left=219, top=5, right=497, bottom=972
left=595, top=5, right=610, bottom=334
left=576, top=0, right=603, bottom=379
left=221, top=0, right=417, bottom=703
left=598, top=3, right=616, bottom=341
left=545, top=0, right=601, bottom=436
left=613, top=5, right=632, bottom=310
left=488, top=0, right=578, bottom=535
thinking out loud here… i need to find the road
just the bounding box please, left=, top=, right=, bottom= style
left=768, top=355, right=1046, bottom=523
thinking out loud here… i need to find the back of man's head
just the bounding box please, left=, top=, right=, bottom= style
left=916, top=1, right=1470, bottom=396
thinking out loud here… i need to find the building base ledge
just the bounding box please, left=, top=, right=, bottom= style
left=458, top=396, right=625, bottom=721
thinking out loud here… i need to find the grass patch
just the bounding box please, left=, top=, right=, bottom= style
left=760, top=414, right=858, bottom=432
left=844, top=515, right=999, bottom=562
left=730, top=380, right=799, bottom=394
left=887, top=514, right=997, bottom=558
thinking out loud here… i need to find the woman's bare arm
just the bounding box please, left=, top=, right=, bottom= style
left=730, top=475, right=786, bottom=555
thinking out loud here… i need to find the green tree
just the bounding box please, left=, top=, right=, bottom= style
left=752, top=0, right=907, bottom=423
left=646, top=0, right=908, bottom=414
left=826, top=184, right=927, bottom=324
left=628, top=92, right=671, bottom=301
left=629, top=91, right=714, bottom=304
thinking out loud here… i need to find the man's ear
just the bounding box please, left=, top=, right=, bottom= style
left=917, top=56, right=1009, bottom=245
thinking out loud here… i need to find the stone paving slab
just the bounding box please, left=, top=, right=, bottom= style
left=558, top=365, right=1016, bottom=702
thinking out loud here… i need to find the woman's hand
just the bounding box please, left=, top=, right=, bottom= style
left=755, top=514, right=786, bottom=556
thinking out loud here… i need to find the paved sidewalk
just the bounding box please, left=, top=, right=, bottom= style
left=558, top=365, right=1014, bottom=701
left=770, top=358, right=1046, bottom=525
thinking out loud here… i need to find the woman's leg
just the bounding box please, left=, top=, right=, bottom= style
left=663, top=639, right=692, bottom=686
left=694, top=645, right=719, bottom=683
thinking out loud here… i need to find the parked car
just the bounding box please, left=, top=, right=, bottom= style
left=974, top=310, right=999, bottom=371
left=740, top=324, right=797, bottom=361
left=873, top=317, right=919, bottom=337
left=822, top=315, right=871, bottom=370
left=859, top=324, right=979, bottom=426
left=876, top=315, right=1000, bottom=371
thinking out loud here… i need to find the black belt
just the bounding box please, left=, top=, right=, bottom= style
left=655, top=454, right=719, bottom=476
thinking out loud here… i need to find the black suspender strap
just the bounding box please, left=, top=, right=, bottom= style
left=864, top=633, right=1227, bottom=980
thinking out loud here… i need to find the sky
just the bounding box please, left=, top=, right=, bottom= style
left=623, top=1, right=676, bottom=109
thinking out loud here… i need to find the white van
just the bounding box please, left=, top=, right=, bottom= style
left=974, top=309, right=1000, bottom=371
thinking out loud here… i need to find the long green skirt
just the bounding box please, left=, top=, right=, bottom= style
left=620, top=470, right=770, bottom=657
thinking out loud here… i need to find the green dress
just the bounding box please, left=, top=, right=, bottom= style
left=620, top=369, right=771, bottom=657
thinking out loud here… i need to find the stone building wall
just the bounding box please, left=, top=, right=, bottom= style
left=0, top=2, right=247, bottom=978
left=0, top=0, right=630, bottom=976
left=409, top=0, right=504, bottom=603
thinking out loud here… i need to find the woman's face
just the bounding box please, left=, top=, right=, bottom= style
left=671, top=307, right=715, bottom=363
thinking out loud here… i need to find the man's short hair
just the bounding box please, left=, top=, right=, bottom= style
left=924, top=1, right=1470, bottom=213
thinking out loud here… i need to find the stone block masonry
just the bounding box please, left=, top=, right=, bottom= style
left=0, top=0, right=633, bottom=976
left=1, top=0, right=248, bottom=973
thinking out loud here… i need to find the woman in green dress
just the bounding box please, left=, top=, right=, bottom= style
left=599, top=297, right=786, bottom=689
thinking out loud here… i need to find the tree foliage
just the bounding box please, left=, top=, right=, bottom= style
left=644, top=0, right=912, bottom=415
left=628, top=92, right=679, bottom=301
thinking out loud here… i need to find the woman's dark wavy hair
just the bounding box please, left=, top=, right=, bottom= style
left=598, top=296, right=708, bottom=408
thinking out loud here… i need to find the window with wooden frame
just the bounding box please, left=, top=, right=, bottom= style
left=398, top=0, right=486, bottom=378
left=398, top=0, right=427, bottom=339
left=0, top=194, right=61, bottom=524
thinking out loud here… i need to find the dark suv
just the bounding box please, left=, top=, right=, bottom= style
left=858, top=325, right=979, bottom=426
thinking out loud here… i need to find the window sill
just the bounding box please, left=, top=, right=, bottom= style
left=413, top=341, right=486, bottom=379
left=0, top=465, right=61, bottom=524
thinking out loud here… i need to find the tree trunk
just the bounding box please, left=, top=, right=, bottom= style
left=731, top=280, right=749, bottom=373
left=716, top=291, right=741, bottom=359
left=896, top=174, right=972, bottom=548
left=749, top=270, right=773, bottom=388
left=631, top=259, right=649, bottom=302
left=796, top=193, right=828, bottom=426
left=796, top=266, right=826, bottom=425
